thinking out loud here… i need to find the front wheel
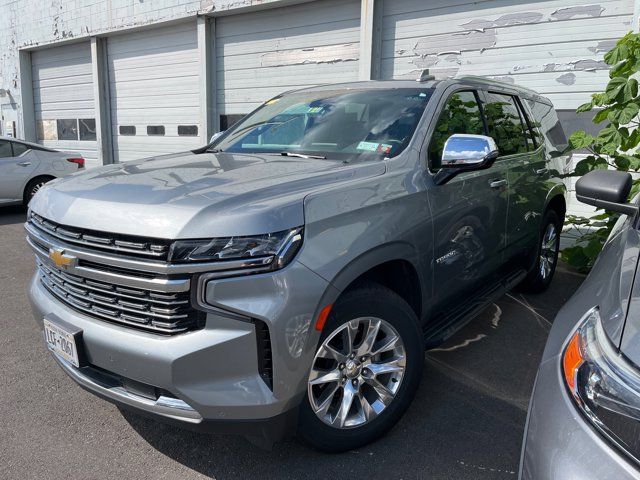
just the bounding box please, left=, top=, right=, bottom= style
left=519, top=209, right=562, bottom=293
left=298, top=283, right=423, bottom=452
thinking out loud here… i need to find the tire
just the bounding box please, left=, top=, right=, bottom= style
left=24, top=176, right=54, bottom=205
left=298, top=282, right=423, bottom=452
left=519, top=209, right=562, bottom=293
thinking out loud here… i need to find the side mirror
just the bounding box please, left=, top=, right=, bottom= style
left=576, top=170, right=638, bottom=216
left=209, top=131, right=226, bottom=144
left=434, top=134, right=500, bottom=185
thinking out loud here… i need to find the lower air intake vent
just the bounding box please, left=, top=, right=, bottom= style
left=255, top=320, right=273, bottom=390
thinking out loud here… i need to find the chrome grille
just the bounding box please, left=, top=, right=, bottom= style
left=36, top=259, right=200, bottom=334
left=29, top=212, right=170, bottom=260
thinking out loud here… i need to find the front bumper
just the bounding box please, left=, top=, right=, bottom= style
left=519, top=355, right=640, bottom=479
left=28, top=259, right=337, bottom=438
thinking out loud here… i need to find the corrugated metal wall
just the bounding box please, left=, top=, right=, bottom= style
left=381, top=0, right=633, bottom=109
left=107, top=21, right=202, bottom=163
left=31, top=42, right=98, bottom=164
left=215, top=0, right=361, bottom=118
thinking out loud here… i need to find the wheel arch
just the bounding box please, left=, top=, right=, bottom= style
left=23, top=174, right=56, bottom=204
left=544, top=185, right=567, bottom=223
left=316, top=243, right=425, bottom=322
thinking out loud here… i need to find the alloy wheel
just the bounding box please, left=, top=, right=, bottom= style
left=29, top=181, right=47, bottom=200
left=539, top=222, right=558, bottom=280
left=307, top=317, right=406, bottom=429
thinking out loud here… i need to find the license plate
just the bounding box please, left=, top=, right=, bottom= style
left=44, top=319, right=79, bottom=367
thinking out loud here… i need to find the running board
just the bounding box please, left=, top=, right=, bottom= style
left=423, top=269, right=527, bottom=349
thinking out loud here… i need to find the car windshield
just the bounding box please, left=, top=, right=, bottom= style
left=211, top=88, right=434, bottom=162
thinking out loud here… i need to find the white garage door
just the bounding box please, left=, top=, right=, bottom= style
left=32, top=42, right=98, bottom=166
left=215, top=0, right=361, bottom=129
left=381, top=0, right=633, bottom=110
left=108, top=21, right=201, bottom=163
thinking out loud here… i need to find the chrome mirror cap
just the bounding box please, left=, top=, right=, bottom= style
left=441, top=134, right=499, bottom=167
left=209, top=131, right=225, bottom=144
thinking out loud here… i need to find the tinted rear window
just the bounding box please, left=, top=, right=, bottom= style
left=525, top=99, right=568, bottom=153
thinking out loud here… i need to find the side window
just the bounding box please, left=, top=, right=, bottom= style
left=482, top=92, right=529, bottom=156
left=526, top=99, right=568, bottom=154
left=12, top=143, right=29, bottom=156
left=428, top=91, right=485, bottom=169
left=516, top=98, right=538, bottom=150
left=0, top=140, right=13, bottom=158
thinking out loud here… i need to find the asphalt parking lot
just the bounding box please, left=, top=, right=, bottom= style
left=1, top=204, right=585, bottom=480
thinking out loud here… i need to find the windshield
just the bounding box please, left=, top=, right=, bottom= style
left=211, top=88, right=434, bottom=162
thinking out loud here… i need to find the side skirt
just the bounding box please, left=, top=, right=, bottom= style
left=423, top=269, right=527, bottom=349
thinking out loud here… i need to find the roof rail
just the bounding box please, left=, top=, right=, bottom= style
left=454, top=74, right=541, bottom=95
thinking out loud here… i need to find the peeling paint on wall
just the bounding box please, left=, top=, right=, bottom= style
left=556, top=72, right=576, bottom=85
left=462, top=11, right=544, bottom=31
left=395, top=29, right=497, bottom=71
left=543, top=59, right=608, bottom=72
left=550, top=4, right=604, bottom=21
left=572, top=59, right=608, bottom=71
left=260, top=44, right=359, bottom=67
left=588, top=39, right=617, bottom=54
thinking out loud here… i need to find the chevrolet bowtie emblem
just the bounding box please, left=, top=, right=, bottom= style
left=49, top=248, right=76, bottom=270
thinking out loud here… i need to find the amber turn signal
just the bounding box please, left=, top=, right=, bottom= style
left=315, top=304, right=333, bottom=331
left=563, top=331, right=584, bottom=394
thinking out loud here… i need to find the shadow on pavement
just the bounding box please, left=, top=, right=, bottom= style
left=120, top=269, right=585, bottom=480
left=0, top=205, right=27, bottom=226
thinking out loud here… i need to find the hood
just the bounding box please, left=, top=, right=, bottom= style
left=30, top=151, right=385, bottom=239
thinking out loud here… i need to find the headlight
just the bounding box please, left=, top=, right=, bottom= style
left=168, top=227, right=303, bottom=270
left=562, top=307, right=640, bottom=464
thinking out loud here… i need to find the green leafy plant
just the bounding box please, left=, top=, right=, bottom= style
left=561, top=32, right=640, bottom=272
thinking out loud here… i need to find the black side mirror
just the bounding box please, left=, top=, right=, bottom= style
left=434, top=134, right=500, bottom=185
left=576, top=170, right=638, bottom=216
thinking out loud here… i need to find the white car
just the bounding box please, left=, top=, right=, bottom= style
left=0, top=136, right=85, bottom=206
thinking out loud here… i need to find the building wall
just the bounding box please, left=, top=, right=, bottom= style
left=0, top=0, right=292, bottom=140
left=0, top=0, right=638, bottom=217
left=0, top=0, right=203, bottom=140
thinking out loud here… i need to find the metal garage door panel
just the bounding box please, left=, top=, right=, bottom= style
left=31, top=42, right=98, bottom=165
left=108, top=21, right=201, bottom=163
left=215, top=0, right=361, bottom=118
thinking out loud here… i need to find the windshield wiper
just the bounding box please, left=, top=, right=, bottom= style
left=280, top=151, right=326, bottom=160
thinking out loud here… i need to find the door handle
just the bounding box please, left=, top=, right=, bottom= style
left=489, top=179, right=507, bottom=189
left=535, top=167, right=548, bottom=175
left=17, top=161, right=31, bottom=167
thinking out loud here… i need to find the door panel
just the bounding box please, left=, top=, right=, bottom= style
left=429, top=166, right=510, bottom=307
left=426, top=90, right=510, bottom=308
left=0, top=141, right=37, bottom=201
left=481, top=91, right=544, bottom=265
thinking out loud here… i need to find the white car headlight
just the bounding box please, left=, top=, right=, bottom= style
left=562, top=307, right=640, bottom=464
left=168, top=228, right=303, bottom=270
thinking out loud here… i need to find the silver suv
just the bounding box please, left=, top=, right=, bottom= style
left=27, top=76, right=568, bottom=451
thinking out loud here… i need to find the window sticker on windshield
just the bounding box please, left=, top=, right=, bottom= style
left=282, top=104, right=325, bottom=115
left=378, top=144, right=392, bottom=154
left=357, top=141, right=393, bottom=153
left=357, top=141, right=379, bottom=152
